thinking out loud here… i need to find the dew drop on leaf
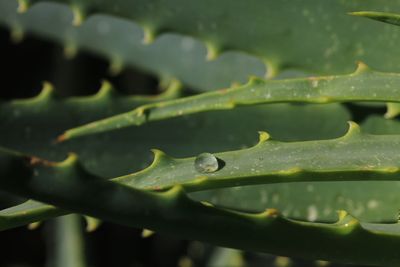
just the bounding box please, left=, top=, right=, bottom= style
left=194, top=153, right=219, bottom=173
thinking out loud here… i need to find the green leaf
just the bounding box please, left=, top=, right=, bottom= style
left=1, top=148, right=400, bottom=266
left=0, top=83, right=349, bottom=177
left=3, top=0, right=400, bottom=87
left=47, top=215, right=87, bottom=267
left=114, top=122, right=400, bottom=192
left=0, top=200, right=65, bottom=231
left=0, top=0, right=265, bottom=91
left=59, top=63, right=400, bottom=140
left=0, top=86, right=351, bottom=229
left=350, top=11, right=400, bottom=26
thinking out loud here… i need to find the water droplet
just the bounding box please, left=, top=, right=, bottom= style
left=194, top=153, right=219, bottom=173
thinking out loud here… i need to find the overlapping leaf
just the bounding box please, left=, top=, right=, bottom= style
left=2, top=147, right=400, bottom=265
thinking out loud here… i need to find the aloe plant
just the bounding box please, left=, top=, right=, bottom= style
left=2, top=0, right=400, bottom=266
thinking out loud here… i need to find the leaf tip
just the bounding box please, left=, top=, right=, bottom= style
left=96, top=80, right=116, bottom=98
left=336, top=210, right=349, bottom=221
left=354, top=61, right=371, bottom=75
left=142, top=26, right=158, bottom=45
left=200, top=201, right=214, bottom=207
left=264, top=60, right=280, bottom=79
left=27, top=221, right=41, bottom=230
left=141, top=228, right=155, bottom=238
left=17, top=0, right=30, bottom=13
left=63, top=42, right=78, bottom=60
left=262, top=208, right=280, bottom=218
left=59, top=153, right=79, bottom=167
left=55, top=133, right=67, bottom=143
left=10, top=26, right=25, bottom=43
left=39, top=81, right=55, bottom=98
left=348, top=11, right=400, bottom=26
left=258, top=131, right=271, bottom=144
left=343, top=121, right=361, bottom=138
left=336, top=210, right=360, bottom=229
left=84, top=216, right=101, bottom=232
left=71, top=5, right=85, bottom=27
left=384, top=103, right=400, bottom=119
left=108, top=56, right=124, bottom=76
left=205, top=42, right=220, bottom=61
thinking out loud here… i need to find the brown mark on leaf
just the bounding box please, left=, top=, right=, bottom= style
left=27, top=156, right=55, bottom=167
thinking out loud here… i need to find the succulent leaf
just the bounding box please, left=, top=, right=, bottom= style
left=60, top=63, right=400, bottom=140
left=0, top=0, right=265, bottom=91
left=3, top=0, right=400, bottom=91
left=0, top=82, right=354, bottom=229
left=2, top=148, right=400, bottom=265
left=350, top=11, right=400, bottom=26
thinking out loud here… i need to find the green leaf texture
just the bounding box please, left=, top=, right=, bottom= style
left=2, top=0, right=400, bottom=88
left=60, top=63, right=400, bottom=140
left=2, top=148, right=400, bottom=266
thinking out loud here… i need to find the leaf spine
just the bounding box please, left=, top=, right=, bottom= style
left=342, top=121, right=361, bottom=139
left=71, top=5, right=85, bottom=27
left=384, top=103, right=400, bottom=119
left=17, top=0, right=29, bottom=13
left=257, top=131, right=271, bottom=144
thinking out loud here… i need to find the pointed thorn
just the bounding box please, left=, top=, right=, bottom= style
left=354, top=61, right=371, bottom=75
left=17, top=0, right=29, bottom=13
left=200, top=201, right=214, bottom=207
left=40, top=81, right=55, bottom=97
left=163, top=184, right=186, bottom=198
left=147, top=149, right=171, bottom=169
left=56, top=133, right=67, bottom=143
left=71, top=6, right=85, bottom=27
left=248, top=75, right=264, bottom=86
left=274, top=256, right=292, bottom=267
left=85, top=216, right=101, bottom=232
left=63, top=43, right=78, bottom=59
left=264, top=60, right=280, bottom=79
left=141, top=228, right=155, bottom=238
left=142, top=26, right=157, bottom=45
left=63, top=153, right=79, bottom=165
left=348, top=11, right=400, bottom=26
left=27, top=221, right=41, bottom=230
left=108, top=57, right=124, bottom=76
left=348, top=11, right=365, bottom=17
left=258, top=131, right=270, bottom=144
left=160, top=78, right=183, bottom=97
left=384, top=103, right=400, bottom=119
left=95, top=80, right=115, bottom=97
left=315, top=260, right=331, bottom=267
left=10, top=26, right=25, bottom=43
left=336, top=210, right=348, bottom=221
left=343, top=121, right=361, bottom=138
left=205, top=42, right=220, bottom=61
left=263, top=208, right=280, bottom=218
left=150, top=149, right=166, bottom=160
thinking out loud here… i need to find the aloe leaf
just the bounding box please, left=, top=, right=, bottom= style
left=4, top=0, right=400, bottom=83
left=112, top=122, right=400, bottom=191
left=59, top=63, right=400, bottom=140
left=0, top=83, right=349, bottom=176
left=5, top=121, right=400, bottom=230
left=0, top=81, right=352, bottom=230
left=0, top=0, right=265, bottom=91
left=350, top=11, right=400, bottom=26
left=46, top=215, right=87, bottom=267
left=191, top=117, right=400, bottom=224
left=1, top=148, right=400, bottom=265
left=0, top=199, right=65, bottom=230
